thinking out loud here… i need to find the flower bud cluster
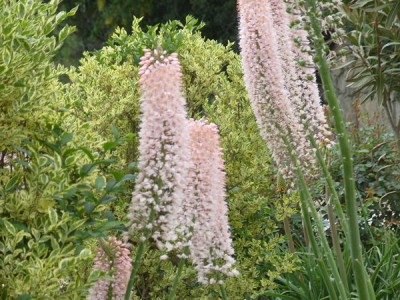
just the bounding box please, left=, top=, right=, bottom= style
left=126, top=48, right=191, bottom=252
left=238, top=0, right=333, bottom=182
left=187, top=119, right=239, bottom=284
left=270, top=0, right=333, bottom=147
left=88, top=237, right=132, bottom=300
left=126, top=49, right=237, bottom=284
left=285, top=0, right=346, bottom=65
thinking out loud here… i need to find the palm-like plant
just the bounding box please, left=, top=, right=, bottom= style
left=336, top=0, right=400, bottom=148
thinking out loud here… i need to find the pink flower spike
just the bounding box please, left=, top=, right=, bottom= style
left=87, top=237, right=132, bottom=300
left=187, top=119, right=238, bottom=284
left=126, top=48, right=192, bottom=252
left=237, top=0, right=332, bottom=184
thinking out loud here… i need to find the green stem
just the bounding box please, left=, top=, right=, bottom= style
left=168, top=258, right=185, bottom=300
left=297, top=172, right=347, bottom=300
left=298, top=190, right=338, bottom=300
left=327, top=202, right=349, bottom=291
left=220, top=284, right=228, bottom=300
left=303, top=0, right=375, bottom=298
left=125, top=241, right=146, bottom=300
left=311, top=138, right=349, bottom=240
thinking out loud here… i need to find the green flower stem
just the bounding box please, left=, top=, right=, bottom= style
left=168, top=258, right=185, bottom=300
left=297, top=172, right=347, bottom=300
left=311, top=138, right=349, bottom=239
left=219, top=284, right=228, bottom=300
left=279, top=129, right=347, bottom=298
left=125, top=241, right=146, bottom=300
left=314, top=142, right=350, bottom=289
left=303, top=0, right=375, bottom=298
left=327, top=201, right=349, bottom=290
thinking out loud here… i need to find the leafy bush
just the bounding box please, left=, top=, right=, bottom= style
left=0, top=0, right=76, bottom=153
left=0, top=1, right=134, bottom=298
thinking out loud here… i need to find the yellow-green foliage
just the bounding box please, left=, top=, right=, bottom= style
left=0, top=0, right=76, bottom=152
left=1, top=210, right=94, bottom=299
left=62, top=17, right=300, bottom=298
left=61, top=53, right=139, bottom=165
left=0, top=2, right=127, bottom=298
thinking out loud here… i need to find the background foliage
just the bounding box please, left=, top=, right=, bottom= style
left=57, top=0, right=238, bottom=65
left=0, top=1, right=132, bottom=298
left=334, top=0, right=400, bottom=147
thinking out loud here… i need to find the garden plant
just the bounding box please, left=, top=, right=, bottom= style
left=1, top=0, right=400, bottom=299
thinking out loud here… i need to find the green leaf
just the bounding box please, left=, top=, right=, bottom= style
left=80, top=164, right=95, bottom=176
left=103, top=141, right=118, bottom=152
left=64, top=155, right=77, bottom=166
left=60, top=132, right=73, bottom=145
left=18, top=2, right=25, bottom=18
left=96, top=220, right=124, bottom=232
left=55, top=11, right=67, bottom=25
left=38, top=198, right=55, bottom=213
left=67, top=6, right=79, bottom=17
left=386, top=2, right=399, bottom=28
left=2, top=47, right=12, bottom=65
left=3, top=220, right=16, bottom=236
left=120, top=174, right=135, bottom=182
left=78, top=248, right=91, bottom=259
left=50, top=236, right=60, bottom=250
left=58, top=257, right=75, bottom=269
left=58, top=26, right=70, bottom=43
left=3, top=24, right=15, bottom=36
left=100, top=194, right=117, bottom=204
left=43, top=22, right=53, bottom=35
left=351, top=0, right=374, bottom=9
left=78, top=147, right=95, bottom=161
left=84, top=202, right=95, bottom=214
left=111, top=124, right=120, bottom=139
left=95, top=176, right=106, bottom=191
left=48, top=208, right=58, bottom=225
left=13, top=79, right=25, bottom=87
left=64, top=186, right=77, bottom=200
left=4, top=175, right=20, bottom=192
left=39, top=174, right=49, bottom=185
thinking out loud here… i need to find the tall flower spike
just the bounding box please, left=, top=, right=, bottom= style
left=187, top=119, right=238, bottom=284
left=238, top=0, right=331, bottom=183
left=126, top=48, right=191, bottom=253
left=268, top=0, right=333, bottom=147
left=88, top=237, right=132, bottom=300
left=237, top=0, right=324, bottom=182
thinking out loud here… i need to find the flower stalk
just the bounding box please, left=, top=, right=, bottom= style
left=303, top=0, right=375, bottom=298
left=124, top=241, right=146, bottom=300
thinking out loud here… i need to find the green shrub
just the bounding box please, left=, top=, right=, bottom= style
left=0, top=0, right=76, bottom=153
left=0, top=1, right=133, bottom=298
